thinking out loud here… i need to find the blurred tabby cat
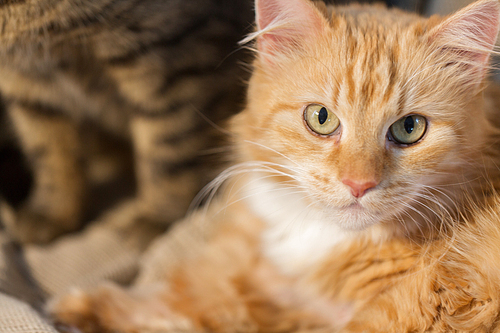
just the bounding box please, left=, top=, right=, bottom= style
left=0, top=0, right=252, bottom=243
left=50, top=0, right=500, bottom=332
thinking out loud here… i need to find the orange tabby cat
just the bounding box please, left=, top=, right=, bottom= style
left=50, top=0, right=500, bottom=331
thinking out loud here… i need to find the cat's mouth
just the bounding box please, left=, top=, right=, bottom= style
left=341, top=201, right=363, bottom=210
left=327, top=199, right=390, bottom=231
left=338, top=201, right=381, bottom=218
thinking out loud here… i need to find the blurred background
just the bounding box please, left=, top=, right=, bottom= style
left=326, top=0, right=473, bottom=14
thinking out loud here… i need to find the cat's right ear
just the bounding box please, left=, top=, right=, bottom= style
left=428, top=0, right=500, bottom=87
left=245, top=0, right=328, bottom=63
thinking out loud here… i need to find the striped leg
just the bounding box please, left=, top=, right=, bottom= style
left=1, top=103, right=85, bottom=243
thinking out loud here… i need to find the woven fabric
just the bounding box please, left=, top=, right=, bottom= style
left=26, top=223, right=140, bottom=297
left=0, top=293, right=58, bottom=333
left=0, top=230, right=56, bottom=331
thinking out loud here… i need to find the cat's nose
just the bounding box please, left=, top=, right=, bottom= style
left=342, top=179, right=378, bottom=198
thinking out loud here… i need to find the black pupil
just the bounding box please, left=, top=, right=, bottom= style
left=318, top=108, right=328, bottom=125
left=404, top=116, right=414, bottom=134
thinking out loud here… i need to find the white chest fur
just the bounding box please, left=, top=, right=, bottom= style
left=244, top=176, right=351, bottom=276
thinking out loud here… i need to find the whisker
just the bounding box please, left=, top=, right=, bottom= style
left=243, top=140, right=304, bottom=168
left=188, top=160, right=310, bottom=224
left=219, top=187, right=310, bottom=219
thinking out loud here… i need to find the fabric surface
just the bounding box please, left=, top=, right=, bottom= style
left=0, top=232, right=55, bottom=332
left=0, top=293, right=58, bottom=333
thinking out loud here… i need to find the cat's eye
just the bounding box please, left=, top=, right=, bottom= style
left=304, top=104, right=340, bottom=136
left=389, top=115, right=427, bottom=145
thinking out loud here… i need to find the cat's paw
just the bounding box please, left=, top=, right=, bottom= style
left=48, top=289, right=101, bottom=333
left=0, top=201, right=76, bottom=244
left=198, top=303, right=258, bottom=333
left=48, top=283, right=197, bottom=333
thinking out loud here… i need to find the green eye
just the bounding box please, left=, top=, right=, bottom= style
left=389, top=115, right=427, bottom=145
left=304, top=104, right=340, bottom=136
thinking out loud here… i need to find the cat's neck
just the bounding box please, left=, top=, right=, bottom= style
left=243, top=175, right=384, bottom=276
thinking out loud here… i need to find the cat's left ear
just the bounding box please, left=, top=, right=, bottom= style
left=428, top=0, right=500, bottom=83
left=249, top=0, right=329, bottom=63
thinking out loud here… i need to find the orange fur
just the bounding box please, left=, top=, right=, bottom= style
left=49, top=0, right=500, bottom=332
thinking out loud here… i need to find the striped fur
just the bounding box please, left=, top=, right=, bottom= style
left=50, top=0, right=500, bottom=332
left=0, top=0, right=252, bottom=243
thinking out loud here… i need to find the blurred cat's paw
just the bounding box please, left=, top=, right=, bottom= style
left=48, top=288, right=101, bottom=333
left=49, top=283, right=196, bottom=333
left=199, top=304, right=258, bottom=333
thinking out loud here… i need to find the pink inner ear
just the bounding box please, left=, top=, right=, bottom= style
left=471, top=1, right=500, bottom=47
left=255, top=0, right=325, bottom=57
left=256, top=0, right=284, bottom=31
left=431, top=0, right=500, bottom=66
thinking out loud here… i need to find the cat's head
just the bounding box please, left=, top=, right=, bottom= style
left=232, top=0, right=500, bottom=234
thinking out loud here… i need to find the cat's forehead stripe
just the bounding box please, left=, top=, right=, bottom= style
left=340, top=42, right=401, bottom=118
left=331, top=5, right=424, bottom=32
left=321, top=17, right=409, bottom=118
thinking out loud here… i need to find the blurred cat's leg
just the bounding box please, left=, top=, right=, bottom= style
left=1, top=103, right=85, bottom=243
left=49, top=282, right=197, bottom=333
left=85, top=111, right=215, bottom=252
left=87, top=110, right=222, bottom=252
left=49, top=275, right=257, bottom=333
left=48, top=207, right=260, bottom=333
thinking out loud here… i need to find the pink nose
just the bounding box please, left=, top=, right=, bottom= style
left=342, top=179, right=378, bottom=198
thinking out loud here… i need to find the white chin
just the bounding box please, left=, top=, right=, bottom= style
left=332, top=207, right=382, bottom=231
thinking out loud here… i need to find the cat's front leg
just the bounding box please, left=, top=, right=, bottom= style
left=49, top=283, right=197, bottom=333
left=339, top=256, right=500, bottom=333
left=49, top=208, right=262, bottom=333
left=49, top=271, right=258, bottom=333
left=2, top=102, right=85, bottom=243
